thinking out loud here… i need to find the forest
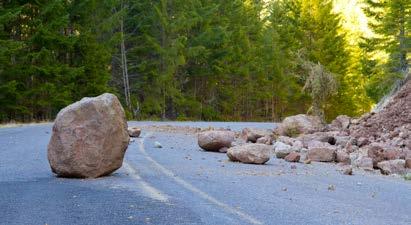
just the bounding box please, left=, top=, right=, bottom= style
left=0, top=0, right=409, bottom=122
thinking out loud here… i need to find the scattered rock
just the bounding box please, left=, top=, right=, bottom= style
left=304, top=159, right=312, bottom=164
left=154, top=141, right=163, bottom=148
left=328, top=184, right=336, bottom=191
left=273, top=142, right=293, bottom=158
left=256, top=136, right=273, bottom=145
left=336, top=150, right=350, bottom=164
left=342, top=166, right=353, bottom=175
left=198, top=130, right=235, bottom=152
left=330, top=115, right=351, bottom=130
left=127, top=127, right=141, bottom=137
left=227, top=144, right=271, bottom=164
left=404, top=173, right=411, bottom=181
left=307, top=142, right=336, bottom=162
left=241, top=128, right=273, bottom=143
left=367, top=144, right=385, bottom=168
left=351, top=154, right=373, bottom=170
left=276, top=114, right=325, bottom=137
left=284, top=152, right=300, bottom=162
left=376, top=159, right=406, bottom=175
left=406, top=159, right=411, bottom=169
left=47, top=93, right=129, bottom=178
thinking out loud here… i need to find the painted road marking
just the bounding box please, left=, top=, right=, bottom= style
left=138, top=133, right=263, bottom=225
left=122, top=161, right=169, bottom=202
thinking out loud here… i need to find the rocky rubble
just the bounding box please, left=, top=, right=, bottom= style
left=195, top=79, right=411, bottom=177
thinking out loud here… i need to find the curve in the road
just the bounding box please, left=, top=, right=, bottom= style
left=137, top=132, right=263, bottom=225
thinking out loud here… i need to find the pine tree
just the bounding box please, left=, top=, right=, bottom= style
left=363, top=0, right=411, bottom=101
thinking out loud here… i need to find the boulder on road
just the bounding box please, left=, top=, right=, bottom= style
left=128, top=127, right=141, bottom=137
left=307, top=142, right=336, bottom=162
left=227, top=144, right=271, bottom=164
left=198, top=130, right=235, bottom=152
left=284, top=152, right=301, bottom=162
left=273, top=141, right=293, bottom=159
left=47, top=93, right=130, bottom=178
left=242, top=128, right=273, bottom=143
left=377, top=160, right=406, bottom=175
left=276, top=114, right=325, bottom=137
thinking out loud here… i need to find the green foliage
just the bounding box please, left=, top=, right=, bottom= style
left=0, top=0, right=119, bottom=122
left=2, top=0, right=398, bottom=122
left=363, top=0, right=410, bottom=99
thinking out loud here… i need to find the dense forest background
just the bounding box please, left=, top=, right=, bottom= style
left=0, top=0, right=409, bottom=122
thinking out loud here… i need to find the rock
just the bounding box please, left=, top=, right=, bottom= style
left=377, top=160, right=406, bottom=175
left=328, top=184, right=336, bottom=191
left=242, top=128, right=273, bottom=143
left=276, top=114, right=325, bottom=137
left=330, top=115, right=351, bottom=130
left=127, top=127, right=141, bottom=137
left=406, top=159, right=411, bottom=169
left=227, top=144, right=271, bottom=164
left=304, top=159, right=312, bottom=164
left=273, top=142, right=293, bottom=158
left=357, top=137, right=370, bottom=147
left=335, top=136, right=351, bottom=147
left=154, top=141, right=162, bottom=148
left=256, top=136, right=273, bottom=145
left=342, top=166, right=353, bottom=175
left=367, top=144, right=385, bottom=168
left=336, top=150, right=350, bottom=164
left=47, top=93, right=129, bottom=178
left=284, top=152, right=300, bottom=162
left=350, top=153, right=373, bottom=170
left=306, top=141, right=336, bottom=162
left=383, top=150, right=401, bottom=160
left=405, top=173, right=411, bottom=181
left=198, top=130, right=235, bottom=151
left=277, top=136, right=296, bottom=146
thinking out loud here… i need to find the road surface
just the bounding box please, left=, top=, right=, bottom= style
left=1, top=122, right=410, bottom=225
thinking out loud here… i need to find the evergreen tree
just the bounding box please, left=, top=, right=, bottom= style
left=363, top=0, right=411, bottom=101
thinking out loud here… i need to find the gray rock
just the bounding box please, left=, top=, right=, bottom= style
left=377, top=160, right=406, bottom=175
left=198, top=130, right=235, bottom=151
left=227, top=144, right=271, bottom=164
left=273, top=142, right=293, bottom=158
left=47, top=93, right=129, bottom=178
left=276, top=114, right=325, bottom=137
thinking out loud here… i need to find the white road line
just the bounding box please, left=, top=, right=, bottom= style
left=122, top=161, right=169, bottom=202
left=138, top=133, right=263, bottom=225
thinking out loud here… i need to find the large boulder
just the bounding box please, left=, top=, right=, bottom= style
left=198, top=130, right=235, bottom=152
left=48, top=93, right=130, bottom=178
left=241, top=128, right=273, bottom=143
left=276, top=114, right=325, bottom=137
left=227, top=144, right=271, bottom=164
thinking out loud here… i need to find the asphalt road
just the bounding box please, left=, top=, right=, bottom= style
left=1, top=122, right=411, bottom=225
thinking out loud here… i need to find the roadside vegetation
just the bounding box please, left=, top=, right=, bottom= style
left=0, top=0, right=409, bottom=122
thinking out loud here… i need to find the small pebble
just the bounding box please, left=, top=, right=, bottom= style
left=328, top=184, right=336, bottom=191
left=154, top=141, right=162, bottom=148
